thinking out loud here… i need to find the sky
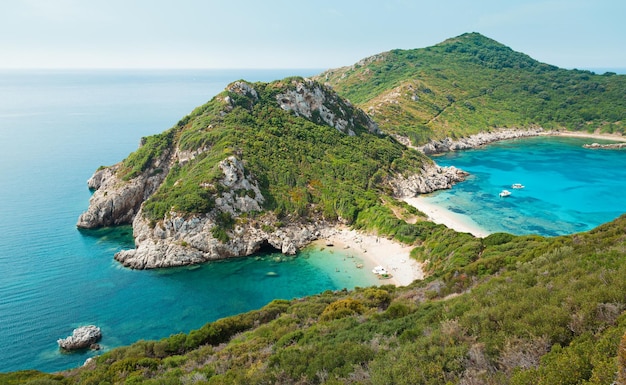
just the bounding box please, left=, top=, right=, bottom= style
left=1, top=0, right=625, bottom=71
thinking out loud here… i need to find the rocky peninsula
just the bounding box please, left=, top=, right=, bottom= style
left=78, top=78, right=468, bottom=269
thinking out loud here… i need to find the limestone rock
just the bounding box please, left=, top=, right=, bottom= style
left=114, top=211, right=321, bottom=269
left=77, top=148, right=171, bottom=229
left=389, top=162, right=468, bottom=197
left=416, top=128, right=546, bottom=155
left=57, top=325, right=102, bottom=351
left=276, top=79, right=380, bottom=136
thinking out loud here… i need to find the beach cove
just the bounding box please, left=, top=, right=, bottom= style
left=408, top=133, right=626, bottom=238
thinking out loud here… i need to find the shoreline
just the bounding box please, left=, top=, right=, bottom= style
left=552, top=130, right=626, bottom=143
left=403, top=197, right=490, bottom=238
left=403, top=128, right=626, bottom=239
left=314, top=227, right=424, bottom=286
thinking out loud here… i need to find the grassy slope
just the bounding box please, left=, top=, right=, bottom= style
left=316, top=33, right=626, bottom=144
left=7, top=215, right=626, bottom=384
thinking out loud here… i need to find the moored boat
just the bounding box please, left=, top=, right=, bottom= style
left=499, top=190, right=511, bottom=197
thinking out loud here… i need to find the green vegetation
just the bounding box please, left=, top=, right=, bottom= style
left=7, top=215, right=626, bottom=384
left=318, top=32, right=626, bottom=144
left=125, top=78, right=425, bottom=225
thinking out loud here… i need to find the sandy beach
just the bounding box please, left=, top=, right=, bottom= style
left=403, top=197, right=490, bottom=238
left=315, top=227, right=424, bottom=286
left=554, top=130, right=626, bottom=142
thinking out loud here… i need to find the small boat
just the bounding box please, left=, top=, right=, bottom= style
left=372, top=265, right=389, bottom=275
left=499, top=190, right=512, bottom=197
left=511, top=183, right=525, bottom=189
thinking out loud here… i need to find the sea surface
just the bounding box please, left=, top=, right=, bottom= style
left=422, top=136, right=626, bottom=236
left=0, top=69, right=381, bottom=373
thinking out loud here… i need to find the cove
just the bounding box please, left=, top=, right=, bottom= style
left=420, top=136, right=626, bottom=237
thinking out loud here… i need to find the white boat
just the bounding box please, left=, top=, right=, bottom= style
left=511, top=183, right=525, bottom=189
left=372, top=266, right=389, bottom=275
left=499, top=190, right=511, bottom=197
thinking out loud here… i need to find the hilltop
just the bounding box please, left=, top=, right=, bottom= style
left=316, top=32, right=626, bottom=145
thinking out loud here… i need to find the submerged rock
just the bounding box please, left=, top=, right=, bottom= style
left=57, top=325, right=102, bottom=351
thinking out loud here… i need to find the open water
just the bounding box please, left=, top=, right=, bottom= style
left=0, top=70, right=380, bottom=373
left=423, top=136, right=626, bottom=236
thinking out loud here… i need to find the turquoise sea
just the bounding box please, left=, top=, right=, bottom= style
left=423, top=136, right=626, bottom=236
left=0, top=70, right=381, bottom=373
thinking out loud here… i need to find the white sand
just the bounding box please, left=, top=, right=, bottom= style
left=403, top=196, right=490, bottom=238
left=316, top=227, right=424, bottom=286
left=554, top=130, right=626, bottom=142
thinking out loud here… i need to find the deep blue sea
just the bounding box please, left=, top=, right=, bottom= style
left=423, top=136, right=626, bottom=236
left=0, top=70, right=382, bottom=373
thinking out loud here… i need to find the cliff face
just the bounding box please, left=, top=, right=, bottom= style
left=77, top=77, right=465, bottom=269
left=76, top=149, right=172, bottom=229
left=113, top=156, right=321, bottom=269
left=275, top=79, right=380, bottom=136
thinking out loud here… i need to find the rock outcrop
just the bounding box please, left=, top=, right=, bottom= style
left=389, top=162, right=468, bottom=198
left=114, top=212, right=323, bottom=269
left=583, top=142, right=626, bottom=150
left=111, top=156, right=322, bottom=269
left=58, top=325, right=102, bottom=351
left=76, top=149, right=171, bottom=229
left=276, top=79, right=380, bottom=136
left=416, top=128, right=546, bottom=155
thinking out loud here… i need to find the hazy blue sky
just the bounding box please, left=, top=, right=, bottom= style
left=2, top=0, right=624, bottom=70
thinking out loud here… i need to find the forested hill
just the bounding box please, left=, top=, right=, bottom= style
left=316, top=32, right=626, bottom=144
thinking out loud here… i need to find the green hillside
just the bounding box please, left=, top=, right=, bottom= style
left=117, top=78, right=425, bottom=226
left=6, top=215, right=626, bottom=384
left=316, top=33, right=626, bottom=144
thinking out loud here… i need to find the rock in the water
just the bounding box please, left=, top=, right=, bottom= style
left=57, top=325, right=102, bottom=351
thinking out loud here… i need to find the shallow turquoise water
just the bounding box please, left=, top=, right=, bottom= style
left=423, top=136, right=626, bottom=236
left=0, top=70, right=380, bottom=373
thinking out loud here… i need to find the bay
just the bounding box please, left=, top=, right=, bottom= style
left=422, top=136, right=626, bottom=236
left=0, top=69, right=380, bottom=373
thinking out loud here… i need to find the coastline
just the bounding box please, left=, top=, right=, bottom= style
left=401, top=128, right=626, bottom=239
left=553, top=130, right=626, bottom=143
left=403, top=197, right=490, bottom=238
left=314, top=226, right=424, bottom=286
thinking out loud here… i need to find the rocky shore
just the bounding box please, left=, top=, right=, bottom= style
left=583, top=142, right=626, bottom=150
left=415, top=127, right=547, bottom=155
left=79, top=82, right=539, bottom=270
left=79, top=156, right=466, bottom=269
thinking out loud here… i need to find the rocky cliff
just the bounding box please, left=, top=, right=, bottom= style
left=389, top=162, right=468, bottom=198
left=113, top=156, right=322, bottom=269
left=77, top=150, right=172, bottom=229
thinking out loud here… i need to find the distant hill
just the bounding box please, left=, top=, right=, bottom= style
left=316, top=32, right=626, bottom=144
